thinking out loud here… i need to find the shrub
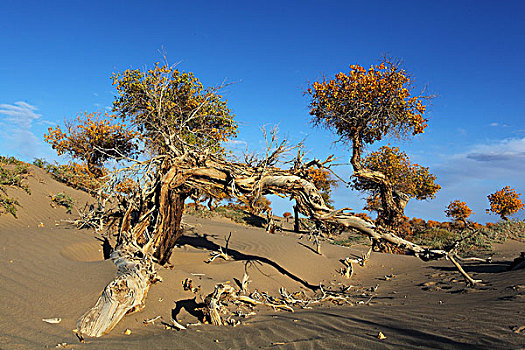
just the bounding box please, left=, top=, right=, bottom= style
left=0, top=195, right=20, bottom=218
left=50, top=193, right=74, bottom=214
left=0, top=156, right=30, bottom=218
left=412, top=228, right=458, bottom=250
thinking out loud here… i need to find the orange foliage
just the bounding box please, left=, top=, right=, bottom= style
left=115, top=178, right=138, bottom=195
left=354, top=212, right=374, bottom=223
left=45, top=112, right=137, bottom=177
left=397, top=216, right=413, bottom=237
left=409, top=217, right=426, bottom=226
left=486, top=186, right=524, bottom=220
left=358, top=146, right=440, bottom=212
left=307, top=58, right=429, bottom=146
left=445, top=200, right=473, bottom=222
left=426, top=220, right=440, bottom=228
left=304, top=166, right=337, bottom=206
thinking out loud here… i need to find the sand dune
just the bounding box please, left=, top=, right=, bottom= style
left=1, top=167, right=524, bottom=349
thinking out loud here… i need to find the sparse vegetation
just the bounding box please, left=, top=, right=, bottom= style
left=185, top=204, right=267, bottom=227
left=0, top=156, right=30, bottom=218
left=0, top=196, right=20, bottom=218
left=33, top=159, right=102, bottom=194
left=50, top=193, right=74, bottom=214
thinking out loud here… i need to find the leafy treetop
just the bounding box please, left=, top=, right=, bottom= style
left=486, top=186, right=524, bottom=221
left=45, top=112, right=137, bottom=177
left=306, top=58, right=429, bottom=156
left=445, top=200, right=473, bottom=223
left=111, top=62, right=238, bottom=155
left=355, top=145, right=440, bottom=208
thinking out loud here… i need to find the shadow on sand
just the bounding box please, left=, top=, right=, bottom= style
left=177, top=233, right=319, bottom=291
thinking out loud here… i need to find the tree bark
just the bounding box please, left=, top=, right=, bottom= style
left=348, top=131, right=408, bottom=228
left=293, top=204, right=300, bottom=233
left=152, top=190, right=186, bottom=265
left=76, top=244, right=160, bottom=338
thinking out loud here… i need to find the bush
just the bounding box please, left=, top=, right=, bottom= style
left=32, top=158, right=47, bottom=168
left=412, top=228, right=458, bottom=250
left=0, top=162, right=30, bottom=193
left=483, top=219, right=525, bottom=242
left=0, top=156, right=30, bottom=218
left=50, top=193, right=74, bottom=213
left=0, top=195, right=20, bottom=218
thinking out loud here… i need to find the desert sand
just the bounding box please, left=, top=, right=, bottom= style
left=1, top=167, right=524, bottom=349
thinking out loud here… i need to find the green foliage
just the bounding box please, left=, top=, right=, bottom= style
left=411, top=228, right=459, bottom=250
left=185, top=203, right=266, bottom=227
left=485, top=219, right=525, bottom=242
left=214, top=205, right=266, bottom=227
left=0, top=155, right=25, bottom=165
left=33, top=158, right=47, bottom=168
left=0, top=195, right=20, bottom=218
left=331, top=234, right=369, bottom=247
left=50, top=193, right=74, bottom=213
left=0, top=162, right=30, bottom=194
left=0, top=156, right=30, bottom=218
left=112, top=63, right=238, bottom=155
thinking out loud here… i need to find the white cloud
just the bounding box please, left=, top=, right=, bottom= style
left=416, top=137, right=525, bottom=222
left=0, top=101, right=41, bottom=129
left=466, top=137, right=525, bottom=164
left=0, top=101, right=50, bottom=160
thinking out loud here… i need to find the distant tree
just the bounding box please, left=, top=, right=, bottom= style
left=357, top=146, right=440, bottom=216
left=306, top=57, right=435, bottom=228
left=44, top=112, right=137, bottom=178
left=251, top=195, right=272, bottom=215
left=283, top=212, right=292, bottom=222
left=445, top=200, right=473, bottom=223
left=486, top=186, right=524, bottom=221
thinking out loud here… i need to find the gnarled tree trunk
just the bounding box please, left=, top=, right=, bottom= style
left=76, top=244, right=160, bottom=338
left=77, top=153, right=449, bottom=338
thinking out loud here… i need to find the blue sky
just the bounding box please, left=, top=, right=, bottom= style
left=1, top=0, right=524, bottom=222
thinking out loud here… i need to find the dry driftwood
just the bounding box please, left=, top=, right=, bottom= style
left=203, top=283, right=236, bottom=326
left=76, top=243, right=160, bottom=338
